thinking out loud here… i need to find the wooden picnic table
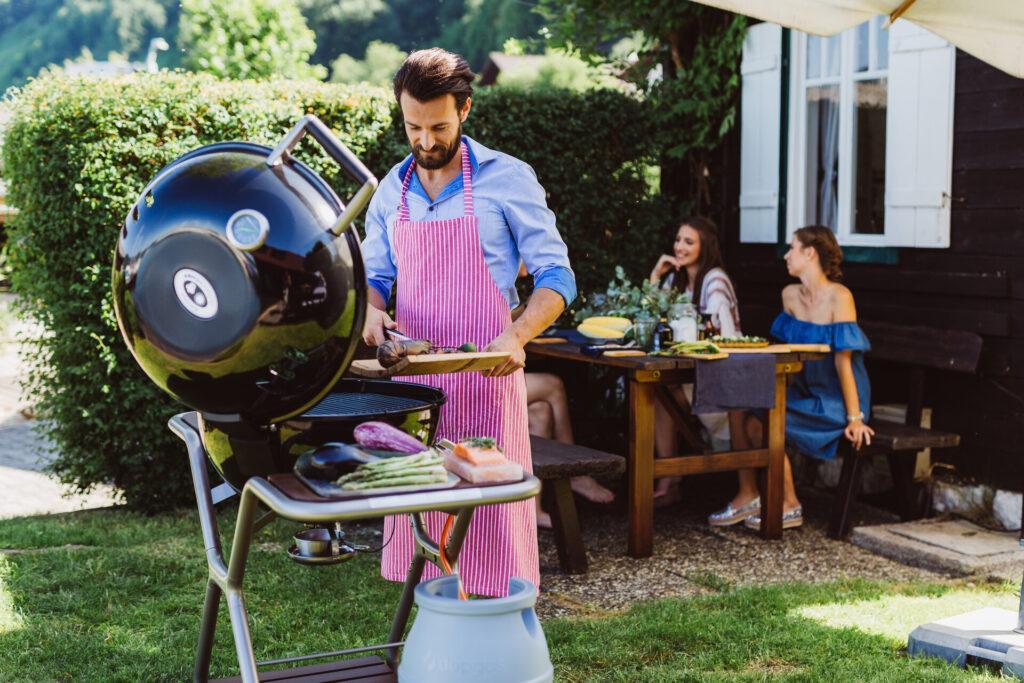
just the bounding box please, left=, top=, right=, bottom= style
left=525, top=339, right=825, bottom=558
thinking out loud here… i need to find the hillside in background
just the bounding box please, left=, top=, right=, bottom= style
left=0, top=0, right=546, bottom=94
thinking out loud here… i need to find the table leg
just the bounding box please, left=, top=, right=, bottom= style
left=761, top=371, right=787, bottom=539
left=628, top=379, right=656, bottom=558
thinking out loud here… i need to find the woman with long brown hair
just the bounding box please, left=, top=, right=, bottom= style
left=713, top=226, right=874, bottom=530
left=650, top=216, right=740, bottom=337
left=649, top=216, right=741, bottom=502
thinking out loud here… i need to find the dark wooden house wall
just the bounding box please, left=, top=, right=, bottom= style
left=718, top=52, right=1024, bottom=487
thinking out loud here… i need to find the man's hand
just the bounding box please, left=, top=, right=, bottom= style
left=362, top=305, right=397, bottom=346
left=482, top=331, right=526, bottom=377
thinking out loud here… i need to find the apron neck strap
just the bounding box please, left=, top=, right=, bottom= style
left=398, top=139, right=473, bottom=222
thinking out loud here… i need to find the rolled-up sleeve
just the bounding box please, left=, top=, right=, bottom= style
left=361, top=188, right=397, bottom=303
left=503, top=163, right=577, bottom=306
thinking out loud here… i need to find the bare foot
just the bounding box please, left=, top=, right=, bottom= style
left=653, top=476, right=680, bottom=499
left=570, top=476, right=614, bottom=504
left=536, top=509, right=552, bottom=529
left=730, top=492, right=759, bottom=509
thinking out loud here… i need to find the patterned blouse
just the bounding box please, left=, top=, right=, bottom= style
left=662, top=267, right=741, bottom=337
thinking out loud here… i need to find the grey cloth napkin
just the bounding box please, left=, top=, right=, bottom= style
left=693, top=354, right=776, bottom=414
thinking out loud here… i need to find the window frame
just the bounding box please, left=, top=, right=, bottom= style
left=785, top=17, right=892, bottom=247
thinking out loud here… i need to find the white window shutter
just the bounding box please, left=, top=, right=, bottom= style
left=883, top=20, right=955, bottom=248
left=739, top=22, right=783, bottom=244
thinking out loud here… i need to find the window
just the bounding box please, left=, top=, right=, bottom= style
left=789, top=17, right=890, bottom=245
left=739, top=20, right=956, bottom=249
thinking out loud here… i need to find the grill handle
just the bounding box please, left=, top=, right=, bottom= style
left=266, top=115, right=379, bottom=236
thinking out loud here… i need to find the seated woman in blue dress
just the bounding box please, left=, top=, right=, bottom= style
left=707, top=225, right=874, bottom=530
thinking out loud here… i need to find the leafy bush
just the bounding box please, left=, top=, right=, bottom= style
left=2, top=71, right=667, bottom=510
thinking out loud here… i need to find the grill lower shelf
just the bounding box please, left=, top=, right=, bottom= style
left=211, top=655, right=395, bottom=682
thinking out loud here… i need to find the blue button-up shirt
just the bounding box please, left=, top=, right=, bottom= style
left=361, top=136, right=576, bottom=309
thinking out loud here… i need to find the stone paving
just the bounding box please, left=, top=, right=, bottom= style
left=0, top=292, right=119, bottom=519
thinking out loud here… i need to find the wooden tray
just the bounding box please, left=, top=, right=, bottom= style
left=348, top=351, right=511, bottom=378
left=725, top=343, right=830, bottom=354
left=679, top=351, right=729, bottom=360
left=788, top=343, right=831, bottom=353
left=602, top=349, right=648, bottom=358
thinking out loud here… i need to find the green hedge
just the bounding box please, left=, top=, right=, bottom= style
left=2, top=71, right=668, bottom=510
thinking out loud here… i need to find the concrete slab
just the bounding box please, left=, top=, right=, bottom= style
left=851, top=518, right=1024, bottom=577
left=908, top=607, right=1024, bottom=678
left=890, top=519, right=1018, bottom=558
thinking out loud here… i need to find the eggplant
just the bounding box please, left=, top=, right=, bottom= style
left=377, top=338, right=433, bottom=368
left=294, top=442, right=373, bottom=481
left=354, top=421, right=427, bottom=454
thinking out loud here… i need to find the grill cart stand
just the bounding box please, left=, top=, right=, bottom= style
left=170, top=413, right=540, bottom=683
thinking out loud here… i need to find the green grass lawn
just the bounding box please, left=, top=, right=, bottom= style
left=0, top=508, right=1015, bottom=682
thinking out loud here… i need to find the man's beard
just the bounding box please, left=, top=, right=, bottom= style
left=412, top=124, right=461, bottom=170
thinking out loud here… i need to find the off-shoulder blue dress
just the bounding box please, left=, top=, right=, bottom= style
left=770, top=312, right=872, bottom=460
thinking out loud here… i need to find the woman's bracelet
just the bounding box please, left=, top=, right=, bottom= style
left=847, top=412, right=865, bottom=423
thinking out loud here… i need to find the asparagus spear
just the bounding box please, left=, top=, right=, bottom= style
left=338, top=462, right=444, bottom=484
left=335, top=452, right=445, bottom=486
left=340, top=467, right=449, bottom=490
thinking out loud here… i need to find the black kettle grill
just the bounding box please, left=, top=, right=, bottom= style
left=112, top=116, right=445, bottom=491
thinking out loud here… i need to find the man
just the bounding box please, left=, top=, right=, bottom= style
left=361, top=48, right=575, bottom=597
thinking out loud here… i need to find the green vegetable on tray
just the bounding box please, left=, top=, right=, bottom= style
left=336, top=450, right=449, bottom=490
left=653, top=340, right=722, bottom=356
left=710, top=335, right=767, bottom=344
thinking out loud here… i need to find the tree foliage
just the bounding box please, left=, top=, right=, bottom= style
left=179, top=0, right=326, bottom=80
left=496, top=50, right=621, bottom=92
left=330, top=41, right=406, bottom=86
left=440, top=0, right=547, bottom=68
left=539, top=0, right=746, bottom=214
left=0, top=0, right=179, bottom=93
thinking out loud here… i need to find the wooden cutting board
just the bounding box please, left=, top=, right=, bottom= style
left=726, top=343, right=830, bottom=354
left=530, top=336, right=568, bottom=344
left=679, top=351, right=729, bottom=360
left=348, top=351, right=511, bottom=378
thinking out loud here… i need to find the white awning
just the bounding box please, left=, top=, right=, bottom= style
left=691, top=0, right=1024, bottom=78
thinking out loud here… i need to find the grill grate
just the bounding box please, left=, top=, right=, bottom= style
left=301, top=392, right=430, bottom=419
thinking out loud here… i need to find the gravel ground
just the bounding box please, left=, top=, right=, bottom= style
left=531, top=483, right=947, bottom=620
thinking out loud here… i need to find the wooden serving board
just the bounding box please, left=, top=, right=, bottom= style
left=788, top=343, right=831, bottom=353
left=602, top=349, right=648, bottom=358
left=679, top=351, right=729, bottom=360
left=726, top=343, right=830, bottom=354
left=530, top=336, right=568, bottom=344
left=348, top=351, right=511, bottom=378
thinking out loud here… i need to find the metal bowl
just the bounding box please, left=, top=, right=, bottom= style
left=294, top=527, right=334, bottom=557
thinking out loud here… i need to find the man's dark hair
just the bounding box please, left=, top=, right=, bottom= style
left=393, top=48, right=475, bottom=111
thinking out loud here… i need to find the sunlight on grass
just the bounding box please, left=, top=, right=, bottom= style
left=796, top=587, right=1020, bottom=642
left=0, top=558, right=25, bottom=634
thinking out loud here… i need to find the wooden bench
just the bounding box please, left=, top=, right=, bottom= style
left=531, top=435, right=625, bottom=574
left=827, top=320, right=983, bottom=539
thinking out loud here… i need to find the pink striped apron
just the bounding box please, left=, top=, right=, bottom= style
left=380, top=143, right=539, bottom=597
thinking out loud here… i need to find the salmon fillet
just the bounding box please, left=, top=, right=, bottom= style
left=452, top=438, right=506, bottom=465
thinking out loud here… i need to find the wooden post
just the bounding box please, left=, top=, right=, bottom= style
left=761, top=368, right=788, bottom=539
left=628, top=376, right=656, bottom=557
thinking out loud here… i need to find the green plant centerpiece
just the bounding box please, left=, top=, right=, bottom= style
left=574, top=266, right=691, bottom=323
